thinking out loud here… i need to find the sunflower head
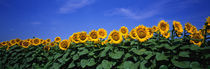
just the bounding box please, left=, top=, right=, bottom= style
left=190, top=31, right=204, bottom=47
left=135, top=25, right=149, bottom=42
left=50, top=42, right=56, bottom=47
left=43, top=45, right=50, bottom=51
left=152, top=26, right=158, bottom=32
left=1, top=41, right=7, bottom=46
left=54, top=37, right=61, bottom=42
left=46, top=39, right=51, bottom=43
left=9, top=39, right=16, bottom=46
left=89, top=30, right=99, bottom=42
left=59, top=39, right=70, bottom=50
left=98, top=28, right=107, bottom=39
left=15, top=38, right=21, bottom=44
left=161, top=32, right=170, bottom=39
left=71, top=33, right=80, bottom=43
left=119, top=26, right=129, bottom=36
left=78, top=31, right=89, bottom=43
left=173, top=21, right=183, bottom=36
left=158, top=20, right=169, bottom=34
left=42, top=40, right=48, bottom=45
left=185, top=22, right=193, bottom=33
left=32, top=38, right=41, bottom=46
left=190, top=26, right=197, bottom=34
left=147, top=27, right=154, bottom=38
left=109, top=30, right=123, bottom=44
left=206, top=16, right=210, bottom=26
left=22, top=40, right=31, bottom=48
left=18, top=40, right=23, bottom=46
left=129, top=28, right=137, bottom=39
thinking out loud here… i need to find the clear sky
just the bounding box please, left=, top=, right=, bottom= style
left=0, top=0, right=210, bottom=42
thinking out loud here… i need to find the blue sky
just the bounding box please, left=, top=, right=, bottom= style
left=0, top=0, right=210, bottom=42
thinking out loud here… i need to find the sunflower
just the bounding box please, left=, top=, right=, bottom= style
left=54, top=37, right=61, bottom=42
left=26, top=39, right=31, bottom=42
left=71, top=33, right=80, bottom=43
left=22, top=40, right=31, bottom=48
left=190, top=31, right=204, bottom=47
left=1, top=41, right=7, bottom=46
left=32, top=38, right=41, bottom=46
left=43, top=45, right=50, bottom=51
left=42, top=40, right=48, bottom=45
left=158, top=20, right=169, bottom=34
left=119, top=26, right=129, bottom=37
left=189, top=26, right=197, bottom=34
left=109, top=30, right=123, bottom=44
left=6, top=41, right=13, bottom=50
left=162, top=32, right=170, bottom=39
left=89, top=30, right=99, bottom=42
left=135, top=25, right=149, bottom=42
left=15, top=38, right=21, bottom=44
left=40, top=39, right=44, bottom=43
left=147, top=27, right=154, bottom=38
left=203, top=25, right=210, bottom=34
left=46, top=39, right=51, bottom=43
left=185, top=22, right=193, bottom=33
left=152, top=25, right=158, bottom=32
left=78, top=31, right=89, bottom=43
left=50, top=42, right=56, bottom=47
left=9, top=39, right=16, bottom=46
left=98, top=28, right=107, bottom=39
left=207, top=16, right=210, bottom=26
left=18, top=40, right=23, bottom=46
left=129, top=28, right=137, bottom=39
left=59, top=39, right=70, bottom=50
left=173, top=21, right=183, bottom=37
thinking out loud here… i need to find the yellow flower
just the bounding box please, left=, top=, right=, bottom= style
left=9, top=39, right=16, bottom=46
left=190, top=31, right=204, bottom=47
left=185, top=22, right=193, bottom=33
left=15, top=38, right=21, bottom=44
left=119, top=26, right=129, bottom=37
left=59, top=39, right=70, bottom=50
left=162, top=32, right=170, bottom=39
left=50, top=42, right=56, bottom=47
left=1, top=41, right=7, bottom=46
left=54, top=37, right=61, bottom=42
left=22, top=40, right=31, bottom=48
left=135, top=25, right=149, bottom=42
left=17, top=40, right=23, bottom=46
left=71, top=33, right=80, bottom=43
left=32, top=38, right=41, bottom=46
left=129, top=28, right=137, bottom=39
left=189, top=26, right=197, bottom=34
left=173, top=21, right=183, bottom=37
left=43, top=45, right=50, bottom=51
left=42, top=40, right=48, bottom=45
left=6, top=41, right=13, bottom=50
left=78, top=31, right=89, bottom=43
left=40, top=39, right=44, bottom=43
left=147, top=27, right=154, bottom=38
left=109, top=30, right=123, bottom=44
left=152, top=25, right=158, bottom=32
left=206, top=16, right=210, bottom=26
left=98, top=28, right=107, bottom=39
left=158, top=20, right=169, bottom=34
left=89, top=30, right=99, bottom=42
left=46, top=39, right=51, bottom=43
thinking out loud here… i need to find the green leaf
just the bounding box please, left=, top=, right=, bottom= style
left=87, top=58, right=96, bottom=67
left=118, top=61, right=134, bottom=69
left=51, top=63, right=60, bottom=69
left=155, top=53, right=168, bottom=61
left=123, top=53, right=132, bottom=60
left=99, top=48, right=109, bottom=57
left=132, top=49, right=146, bottom=55
left=79, top=49, right=89, bottom=56
left=171, top=59, right=190, bottom=68
left=101, top=60, right=115, bottom=69
left=73, top=54, right=79, bottom=60
left=190, top=62, right=201, bottom=69
left=80, top=59, right=88, bottom=68
left=68, top=62, right=75, bottom=68
left=145, top=54, right=153, bottom=60
left=159, top=65, right=168, bottom=69
left=140, top=60, right=147, bottom=69
left=109, top=51, right=124, bottom=59
left=178, top=51, right=190, bottom=57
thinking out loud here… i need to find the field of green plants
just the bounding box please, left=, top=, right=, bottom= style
left=0, top=18, right=209, bottom=69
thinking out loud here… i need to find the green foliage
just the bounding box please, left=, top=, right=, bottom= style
left=0, top=38, right=209, bottom=69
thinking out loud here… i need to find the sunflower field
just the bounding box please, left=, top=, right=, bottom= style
left=0, top=17, right=210, bottom=69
